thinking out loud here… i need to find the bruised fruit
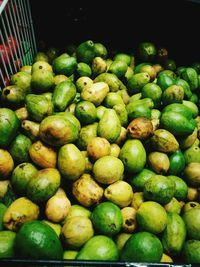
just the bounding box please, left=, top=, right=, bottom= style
left=87, top=137, right=111, bottom=161
left=72, top=173, right=104, bottom=207
left=3, top=197, right=39, bottom=231
left=127, top=117, right=153, bottom=140
left=121, top=206, right=137, bottom=233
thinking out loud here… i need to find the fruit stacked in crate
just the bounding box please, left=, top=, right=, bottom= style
left=0, top=40, right=200, bottom=264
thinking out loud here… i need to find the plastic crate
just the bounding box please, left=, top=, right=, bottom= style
left=0, top=1, right=200, bottom=267
left=0, top=0, right=37, bottom=91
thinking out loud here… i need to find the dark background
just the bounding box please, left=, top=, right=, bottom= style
left=29, top=0, right=200, bottom=66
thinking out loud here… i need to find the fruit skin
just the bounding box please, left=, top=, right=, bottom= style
left=108, top=60, right=128, bottom=78
left=182, top=208, right=200, bottom=240
left=45, top=188, right=71, bottom=223
left=182, top=240, right=200, bottom=263
left=121, top=231, right=163, bottom=262
left=76, top=40, right=95, bottom=64
left=143, top=175, right=175, bottom=205
left=160, top=253, right=173, bottom=263
left=126, top=98, right=153, bottom=120
left=114, top=232, right=132, bottom=252
left=34, top=51, right=49, bottom=62
left=52, top=80, right=76, bottom=111
left=31, top=69, right=54, bottom=92
left=76, top=62, right=92, bottom=77
left=91, top=201, right=123, bottom=237
left=94, top=42, right=108, bottom=59
left=175, top=78, right=192, bottom=99
left=52, top=55, right=78, bottom=76
left=61, top=216, right=94, bottom=249
left=141, top=82, right=162, bottom=108
left=26, top=168, right=61, bottom=203
left=168, top=149, right=186, bottom=175
left=76, top=122, right=98, bottom=150
left=162, top=212, right=186, bottom=256
left=97, top=108, right=121, bottom=143
left=9, top=133, right=32, bottom=164
left=87, top=136, right=111, bottom=161
left=0, top=203, right=7, bottom=230
left=29, top=140, right=57, bottom=169
left=130, top=168, right=155, bottom=191
left=11, top=162, right=38, bottom=196
left=147, top=151, right=170, bottom=174
left=184, top=144, right=200, bottom=164
left=3, top=197, right=39, bottom=231
left=184, top=162, right=200, bottom=187
left=181, top=67, right=198, bottom=91
left=25, top=93, right=54, bottom=122
left=58, top=143, right=85, bottom=181
left=0, top=108, right=20, bottom=148
left=127, top=117, right=153, bottom=140
left=121, top=207, right=137, bottom=233
left=136, top=201, right=168, bottom=234
left=93, top=155, right=124, bottom=184
left=160, top=111, right=196, bottom=136
left=167, top=175, right=188, bottom=201
left=14, top=220, right=63, bottom=259
left=162, top=103, right=193, bottom=120
left=39, top=114, right=79, bottom=147
left=0, top=230, right=16, bottom=259
left=76, top=235, right=119, bottom=261
left=81, top=81, right=109, bottom=106
left=182, top=100, right=199, bottom=118
left=104, top=180, right=134, bottom=208
left=161, top=85, right=184, bottom=106
left=1, top=85, right=26, bottom=106
left=119, top=139, right=146, bottom=174
left=10, top=71, right=31, bottom=94
left=164, top=197, right=182, bottom=214
left=72, top=173, right=104, bottom=208
left=0, top=149, right=14, bottom=179
left=127, top=72, right=150, bottom=95
left=75, top=100, right=97, bottom=125
left=138, top=42, right=157, bottom=62
left=31, top=60, right=53, bottom=73
left=94, top=72, right=122, bottom=92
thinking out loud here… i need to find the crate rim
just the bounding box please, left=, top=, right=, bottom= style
left=0, top=259, right=198, bottom=267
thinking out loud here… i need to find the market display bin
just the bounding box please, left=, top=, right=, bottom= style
left=0, top=0, right=200, bottom=266
left=0, top=0, right=37, bottom=91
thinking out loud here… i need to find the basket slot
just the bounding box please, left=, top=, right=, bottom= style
left=0, top=0, right=37, bottom=91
